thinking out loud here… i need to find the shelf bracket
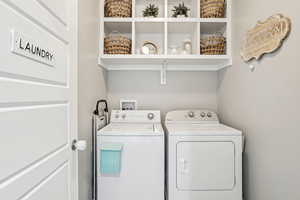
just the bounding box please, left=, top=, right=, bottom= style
left=160, top=61, right=167, bottom=85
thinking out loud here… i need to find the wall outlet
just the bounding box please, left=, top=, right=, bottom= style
left=120, top=100, right=137, bottom=110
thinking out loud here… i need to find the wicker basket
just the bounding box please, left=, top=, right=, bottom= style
left=200, top=35, right=226, bottom=55
left=201, top=0, right=225, bottom=18
left=105, top=0, right=132, bottom=17
left=104, top=32, right=131, bottom=55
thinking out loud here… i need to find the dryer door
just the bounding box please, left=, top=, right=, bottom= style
left=177, top=141, right=235, bottom=191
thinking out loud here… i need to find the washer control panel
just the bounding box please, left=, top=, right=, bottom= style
left=166, top=110, right=219, bottom=124
left=111, top=110, right=161, bottom=123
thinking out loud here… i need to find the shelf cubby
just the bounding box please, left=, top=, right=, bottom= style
left=200, top=22, right=227, bottom=55
left=168, top=0, right=199, bottom=18
left=135, top=0, right=165, bottom=18
left=103, top=22, right=133, bottom=55
left=135, top=22, right=165, bottom=55
left=168, top=22, right=199, bottom=55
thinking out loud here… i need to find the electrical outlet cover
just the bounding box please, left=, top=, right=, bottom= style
left=120, top=100, right=138, bottom=110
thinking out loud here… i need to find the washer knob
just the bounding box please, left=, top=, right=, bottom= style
left=121, top=114, right=126, bottom=119
left=188, top=111, right=195, bottom=118
left=115, top=114, right=119, bottom=119
left=148, top=113, right=155, bottom=120
left=207, top=112, right=212, bottom=118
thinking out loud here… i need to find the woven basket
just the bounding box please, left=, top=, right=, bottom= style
left=201, top=0, right=225, bottom=18
left=104, top=32, right=131, bottom=55
left=105, top=0, right=132, bottom=17
left=200, top=35, right=226, bottom=55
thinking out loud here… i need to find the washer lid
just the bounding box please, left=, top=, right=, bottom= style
left=98, top=123, right=164, bottom=136
left=166, top=123, right=242, bottom=136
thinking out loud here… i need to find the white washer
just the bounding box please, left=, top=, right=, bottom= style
left=97, top=110, right=165, bottom=200
left=166, top=110, right=243, bottom=200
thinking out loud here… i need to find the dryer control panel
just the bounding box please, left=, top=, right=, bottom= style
left=165, top=110, right=219, bottom=124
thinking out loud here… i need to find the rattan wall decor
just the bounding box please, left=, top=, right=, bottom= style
left=241, top=14, right=291, bottom=62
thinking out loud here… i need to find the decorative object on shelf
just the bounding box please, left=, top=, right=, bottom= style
left=172, top=3, right=190, bottom=18
left=181, top=39, right=192, bottom=55
left=143, top=4, right=159, bottom=17
left=241, top=14, right=291, bottom=62
left=104, top=0, right=132, bottom=17
left=169, top=45, right=179, bottom=55
left=200, top=34, right=226, bottom=55
left=104, top=31, right=132, bottom=55
left=200, top=0, right=225, bottom=18
left=141, top=41, right=158, bottom=55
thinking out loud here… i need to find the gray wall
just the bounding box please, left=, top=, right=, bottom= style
left=107, top=71, right=218, bottom=116
left=218, top=1, right=300, bottom=200
left=79, top=1, right=300, bottom=200
left=78, top=1, right=107, bottom=200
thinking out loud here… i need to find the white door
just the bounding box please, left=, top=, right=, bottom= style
left=177, top=141, right=235, bottom=191
left=0, top=0, right=78, bottom=200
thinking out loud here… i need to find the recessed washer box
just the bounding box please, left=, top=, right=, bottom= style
left=120, top=99, right=137, bottom=110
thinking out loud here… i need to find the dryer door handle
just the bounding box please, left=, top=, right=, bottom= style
left=179, top=159, right=188, bottom=174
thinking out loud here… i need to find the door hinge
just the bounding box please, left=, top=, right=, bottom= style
left=72, top=140, right=87, bottom=151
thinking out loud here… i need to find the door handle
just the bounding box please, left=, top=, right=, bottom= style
left=179, top=159, right=188, bottom=174
left=72, top=140, right=87, bottom=151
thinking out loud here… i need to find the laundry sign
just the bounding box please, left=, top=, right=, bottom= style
left=11, top=30, right=55, bottom=67
left=241, top=14, right=291, bottom=62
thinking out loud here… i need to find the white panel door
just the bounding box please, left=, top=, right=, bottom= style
left=177, top=141, right=235, bottom=191
left=0, top=0, right=78, bottom=200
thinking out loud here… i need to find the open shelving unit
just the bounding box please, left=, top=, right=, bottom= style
left=99, top=0, right=232, bottom=74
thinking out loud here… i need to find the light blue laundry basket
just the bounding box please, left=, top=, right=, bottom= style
left=100, top=143, right=123, bottom=174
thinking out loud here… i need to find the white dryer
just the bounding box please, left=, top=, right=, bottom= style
left=165, top=110, right=243, bottom=200
left=97, top=110, right=165, bottom=200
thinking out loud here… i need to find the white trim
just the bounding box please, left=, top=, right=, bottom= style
left=103, top=17, right=229, bottom=23
left=69, top=1, right=78, bottom=200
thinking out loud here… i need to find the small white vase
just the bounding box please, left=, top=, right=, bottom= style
left=169, top=45, right=179, bottom=55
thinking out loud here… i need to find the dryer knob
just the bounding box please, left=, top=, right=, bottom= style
left=200, top=112, right=206, bottom=118
left=147, top=113, right=155, bottom=120
left=207, top=112, right=212, bottom=118
left=188, top=111, right=195, bottom=118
